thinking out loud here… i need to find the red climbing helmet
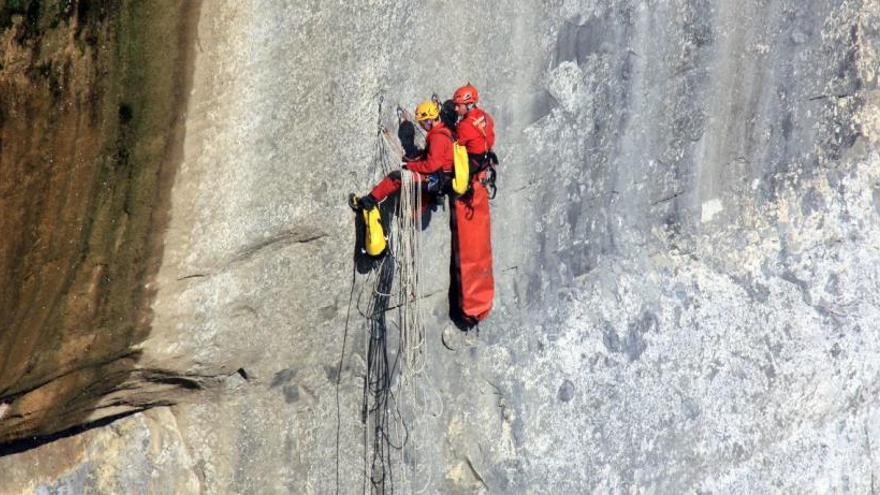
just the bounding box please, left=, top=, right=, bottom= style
left=453, top=83, right=479, bottom=105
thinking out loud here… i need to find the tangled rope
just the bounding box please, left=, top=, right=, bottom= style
left=348, top=100, right=432, bottom=494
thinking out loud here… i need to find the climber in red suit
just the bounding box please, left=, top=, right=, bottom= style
left=453, top=83, right=495, bottom=158
left=449, top=83, right=498, bottom=326
left=350, top=100, right=454, bottom=211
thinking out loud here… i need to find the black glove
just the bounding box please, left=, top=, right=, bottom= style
left=398, top=121, right=419, bottom=159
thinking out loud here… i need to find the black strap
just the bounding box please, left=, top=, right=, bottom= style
left=465, top=151, right=499, bottom=199
left=485, top=166, right=497, bottom=199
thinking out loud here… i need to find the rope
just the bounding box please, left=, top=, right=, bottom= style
left=392, top=168, right=428, bottom=493
left=351, top=96, right=438, bottom=494
left=358, top=120, right=405, bottom=494
left=335, top=261, right=358, bottom=495
left=395, top=168, right=426, bottom=376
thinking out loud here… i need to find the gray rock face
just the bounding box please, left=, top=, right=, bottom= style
left=3, top=0, right=880, bottom=493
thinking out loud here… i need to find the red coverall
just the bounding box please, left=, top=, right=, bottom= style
left=369, top=122, right=454, bottom=202
left=451, top=106, right=496, bottom=323
left=456, top=107, right=495, bottom=154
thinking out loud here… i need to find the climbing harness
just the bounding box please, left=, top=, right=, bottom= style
left=472, top=151, right=499, bottom=200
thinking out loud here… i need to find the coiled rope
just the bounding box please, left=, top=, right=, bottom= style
left=395, top=168, right=426, bottom=376
left=335, top=96, right=442, bottom=494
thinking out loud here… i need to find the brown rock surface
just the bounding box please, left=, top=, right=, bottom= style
left=0, top=0, right=199, bottom=444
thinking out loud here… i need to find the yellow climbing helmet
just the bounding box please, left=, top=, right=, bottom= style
left=414, top=100, right=440, bottom=121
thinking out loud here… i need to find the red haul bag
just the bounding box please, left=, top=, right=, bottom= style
left=451, top=172, right=494, bottom=323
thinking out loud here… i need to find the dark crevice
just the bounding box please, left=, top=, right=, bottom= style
left=808, top=92, right=859, bottom=101
left=0, top=351, right=140, bottom=403
left=142, top=373, right=203, bottom=391
left=230, top=229, right=328, bottom=264
left=0, top=408, right=147, bottom=457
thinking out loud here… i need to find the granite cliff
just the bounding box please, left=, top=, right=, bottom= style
left=1, top=0, right=879, bottom=493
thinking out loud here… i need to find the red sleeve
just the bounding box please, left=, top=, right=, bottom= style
left=405, top=130, right=453, bottom=174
